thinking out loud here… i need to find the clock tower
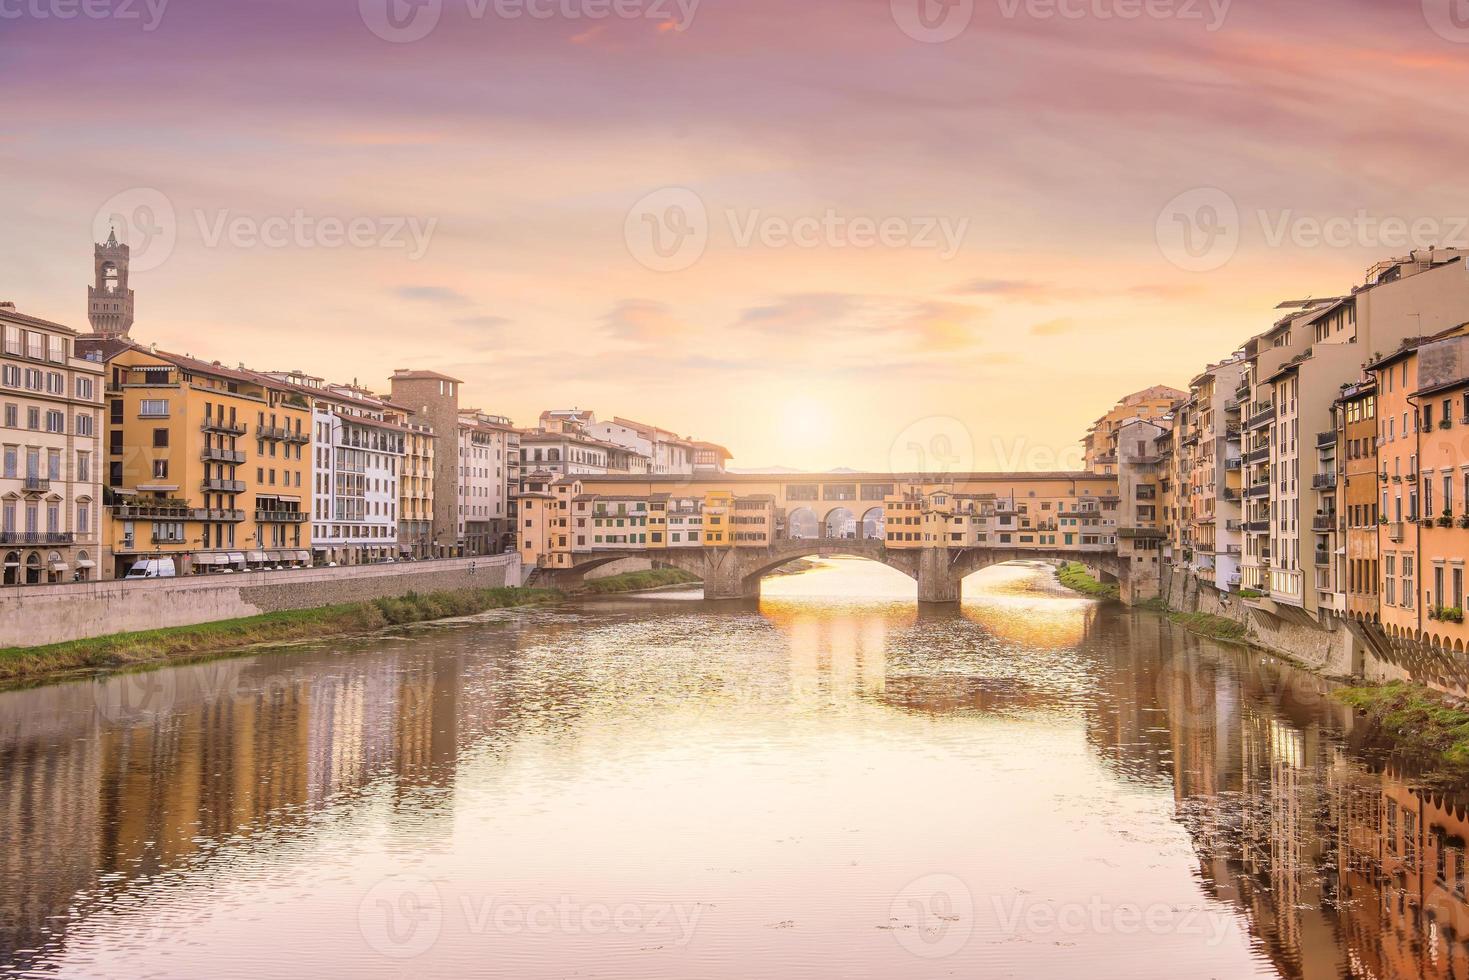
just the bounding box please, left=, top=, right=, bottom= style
left=87, top=228, right=135, bottom=337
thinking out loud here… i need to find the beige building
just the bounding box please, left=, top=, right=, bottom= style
left=458, top=411, right=517, bottom=555
left=399, top=411, right=436, bottom=558
left=388, top=369, right=464, bottom=555
left=1238, top=249, right=1469, bottom=623
left=1, top=303, right=104, bottom=584
left=1082, top=385, right=1185, bottom=475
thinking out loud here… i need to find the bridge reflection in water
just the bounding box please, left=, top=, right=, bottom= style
left=0, top=560, right=1464, bottom=978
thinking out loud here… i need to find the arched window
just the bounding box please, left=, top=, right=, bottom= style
left=101, top=262, right=120, bottom=293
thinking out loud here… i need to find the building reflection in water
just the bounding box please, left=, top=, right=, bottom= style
left=0, top=559, right=1466, bottom=979
left=0, top=635, right=476, bottom=968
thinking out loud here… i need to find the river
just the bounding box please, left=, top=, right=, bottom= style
left=1, top=559, right=1465, bottom=978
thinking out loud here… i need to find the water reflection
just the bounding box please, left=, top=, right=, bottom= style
left=0, top=559, right=1464, bottom=978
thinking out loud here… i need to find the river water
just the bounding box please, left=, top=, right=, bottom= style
left=1, top=559, right=1466, bottom=979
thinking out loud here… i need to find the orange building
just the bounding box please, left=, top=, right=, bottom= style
left=1370, top=325, right=1469, bottom=653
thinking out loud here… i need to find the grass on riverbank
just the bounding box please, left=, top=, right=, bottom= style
left=0, top=586, right=560, bottom=683
left=1167, top=611, right=1249, bottom=643
left=1334, top=681, right=1469, bottom=768
left=583, top=568, right=702, bottom=594
left=1055, top=562, right=1119, bottom=600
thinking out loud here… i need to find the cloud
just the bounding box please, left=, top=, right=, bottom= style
left=602, top=299, right=683, bottom=343
left=1029, top=317, right=1079, bottom=337
left=900, top=301, right=984, bottom=352
left=952, top=278, right=1050, bottom=298
left=395, top=286, right=472, bottom=305
left=454, top=314, right=511, bottom=328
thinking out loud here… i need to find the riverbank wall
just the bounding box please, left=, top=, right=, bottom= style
left=0, top=555, right=522, bottom=648
left=1155, top=564, right=1469, bottom=697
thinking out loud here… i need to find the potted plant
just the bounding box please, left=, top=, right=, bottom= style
left=1458, top=515, right=1469, bottom=529
left=1447, top=607, right=1466, bottom=624
left=1439, top=509, right=1454, bottom=528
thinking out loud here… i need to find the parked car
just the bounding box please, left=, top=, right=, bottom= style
left=125, top=558, right=177, bottom=579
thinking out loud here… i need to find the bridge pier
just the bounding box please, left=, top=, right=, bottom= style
left=701, top=550, right=760, bottom=601
left=916, top=547, right=961, bottom=604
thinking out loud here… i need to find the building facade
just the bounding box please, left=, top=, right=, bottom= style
left=84, top=341, right=311, bottom=576
left=1, top=304, right=104, bottom=584
left=388, top=369, right=463, bottom=555
left=458, top=411, right=517, bottom=555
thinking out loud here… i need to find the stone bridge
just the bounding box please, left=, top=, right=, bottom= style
left=540, top=537, right=1128, bottom=604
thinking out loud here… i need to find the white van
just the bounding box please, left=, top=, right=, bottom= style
left=124, top=558, right=177, bottom=579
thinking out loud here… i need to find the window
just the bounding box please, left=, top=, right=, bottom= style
left=152, top=427, right=169, bottom=448
left=45, top=410, right=63, bottom=433
left=139, top=399, right=169, bottom=417
left=75, top=414, right=92, bottom=437
left=75, top=376, right=94, bottom=400
left=153, top=459, right=168, bottom=479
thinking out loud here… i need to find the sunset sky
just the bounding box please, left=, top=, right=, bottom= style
left=4, top=0, right=1468, bottom=470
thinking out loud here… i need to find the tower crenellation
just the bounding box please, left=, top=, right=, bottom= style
left=87, top=227, right=135, bottom=337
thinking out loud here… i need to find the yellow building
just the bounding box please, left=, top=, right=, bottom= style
left=82, top=340, right=312, bottom=576
left=518, top=472, right=1120, bottom=568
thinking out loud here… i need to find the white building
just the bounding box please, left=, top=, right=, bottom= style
left=263, top=371, right=406, bottom=564
left=1, top=303, right=103, bottom=583
left=457, top=410, right=517, bottom=555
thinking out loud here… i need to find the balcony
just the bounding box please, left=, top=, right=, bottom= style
left=1312, top=514, right=1337, bottom=532
left=201, top=418, right=247, bottom=436
left=201, top=446, right=246, bottom=464
left=1312, top=473, right=1337, bottom=490
left=257, top=424, right=289, bottom=440
left=1387, top=521, right=1405, bottom=543
left=1224, top=457, right=1242, bottom=470
left=284, top=429, right=310, bottom=444
left=111, top=503, right=245, bottom=522
left=1313, top=549, right=1330, bottom=566
left=256, top=509, right=309, bottom=523
left=1245, top=447, right=1270, bottom=464
left=1246, top=404, right=1275, bottom=430
left=1245, top=483, right=1270, bottom=499
left=202, top=478, right=245, bottom=493
left=1225, top=519, right=1243, bottom=531
left=1316, top=431, right=1337, bottom=448
left=0, top=530, right=74, bottom=545
left=1221, top=487, right=1241, bottom=502
left=21, top=476, right=50, bottom=493
left=1244, top=520, right=1270, bottom=533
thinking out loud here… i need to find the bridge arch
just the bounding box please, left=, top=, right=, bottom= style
left=787, top=507, right=819, bottom=539
left=824, top=507, right=857, bottom=540
left=860, top=507, right=884, bottom=541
